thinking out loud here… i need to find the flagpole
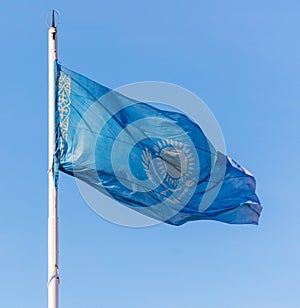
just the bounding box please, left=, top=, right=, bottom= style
left=48, top=10, right=59, bottom=308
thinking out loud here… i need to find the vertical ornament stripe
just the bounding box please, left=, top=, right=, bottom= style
left=57, top=71, right=71, bottom=151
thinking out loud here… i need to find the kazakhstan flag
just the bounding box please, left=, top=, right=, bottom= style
left=55, top=63, right=262, bottom=226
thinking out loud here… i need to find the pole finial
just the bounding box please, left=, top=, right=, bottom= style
left=46, top=9, right=60, bottom=29
left=51, top=9, right=55, bottom=27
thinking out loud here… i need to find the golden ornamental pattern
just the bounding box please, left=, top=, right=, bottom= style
left=57, top=71, right=71, bottom=151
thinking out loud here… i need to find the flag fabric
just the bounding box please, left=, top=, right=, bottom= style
left=54, top=62, right=262, bottom=226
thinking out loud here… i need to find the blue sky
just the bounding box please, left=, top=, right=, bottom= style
left=1, top=0, right=300, bottom=307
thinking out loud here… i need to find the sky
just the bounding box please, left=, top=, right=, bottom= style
left=1, top=0, right=300, bottom=307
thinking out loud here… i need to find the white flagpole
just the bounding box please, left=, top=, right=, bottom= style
left=48, top=10, right=59, bottom=308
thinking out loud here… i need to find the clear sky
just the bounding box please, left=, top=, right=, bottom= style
left=1, top=0, right=299, bottom=307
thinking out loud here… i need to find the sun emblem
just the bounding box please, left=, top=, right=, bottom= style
left=142, top=139, right=197, bottom=204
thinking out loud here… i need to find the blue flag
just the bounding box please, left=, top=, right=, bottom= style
left=55, top=63, right=262, bottom=226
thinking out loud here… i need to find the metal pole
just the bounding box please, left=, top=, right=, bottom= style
left=48, top=10, right=59, bottom=308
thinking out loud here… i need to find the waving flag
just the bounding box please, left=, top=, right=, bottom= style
left=54, top=63, right=262, bottom=226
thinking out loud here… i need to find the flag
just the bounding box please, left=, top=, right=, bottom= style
left=54, top=62, right=262, bottom=226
